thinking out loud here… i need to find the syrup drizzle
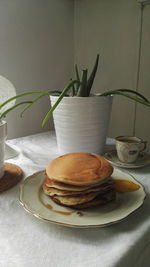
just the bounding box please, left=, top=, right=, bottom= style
left=45, top=203, right=74, bottom=215
left=39, top=188, right=75, bottom=215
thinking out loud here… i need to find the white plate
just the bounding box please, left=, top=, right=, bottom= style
left=104, top=150, right=150, bottom=169
left=5, top=143, right=19, bottom=160
left=19, top=169, right=146, bottom=228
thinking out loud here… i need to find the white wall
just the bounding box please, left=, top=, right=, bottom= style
left=0, top=0, right=74, bottom=138
left=135, top=4, right=150, bottom=151
left=1, top=0, right=150, bottom=151
left=74, top=0, right=150, bottom=151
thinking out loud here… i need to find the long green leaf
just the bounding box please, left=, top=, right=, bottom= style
left=96, top=90, right=150, bottom=107
left=0, top=91, right=52, bottom=111
left=69, top=79, right=76, bottom=96
left=75, top=64, right=80, bottom=82
left=75, top=64, right=81, bottom=95
left=20, top=90, right=62, bottom=117
left=118, top=89, right=149, bottom=102
left=0, top=101, right=33, bottom=119
left=42, top=80, right=79, bottom=127
left=86, top=54, right=99, bottom=96
left=99, top=89, right=149, bottom=102
left=77, top=69, right=88, bottom=97
left=72, top=81, right=76, bottom=96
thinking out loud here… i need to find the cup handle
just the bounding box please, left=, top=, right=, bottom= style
left=140, top=141, right=147, bottom=152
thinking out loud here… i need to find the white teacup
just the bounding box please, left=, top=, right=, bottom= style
left=115, top=136, right=147, bottom=163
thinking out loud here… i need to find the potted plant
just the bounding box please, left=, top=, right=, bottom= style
left=42, top=54, right=150, bottom=154
left=0, top=54, right=150, bottom=158
left=48, top=56, right=113, bottom=154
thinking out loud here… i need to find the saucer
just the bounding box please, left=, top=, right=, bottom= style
left=104, top=150, right=150, bottom=168
left=5, top=143, right=19, bottom=160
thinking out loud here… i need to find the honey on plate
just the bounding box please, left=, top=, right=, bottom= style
left=113, top=179, right=140, bottom=193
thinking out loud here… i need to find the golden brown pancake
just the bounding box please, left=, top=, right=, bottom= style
left=52, top=190, right=116, bottom=209
left=43, top=153, right=115, bottom=209
left=42, top=178, right=115, bottom=197
left=46, top=152, right=113, bottom=186
left=51, top=192, right=100, bottom=206
left=44, top=175, right=110, bottom=191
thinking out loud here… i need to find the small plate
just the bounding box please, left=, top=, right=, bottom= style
left=5, top=144, right=19, bottom=160
left=104, top=150, right=150, bottom=169
left=19, top=169, right=146, bottom=228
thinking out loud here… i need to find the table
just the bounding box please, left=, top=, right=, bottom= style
left=0, top=131, right=150, bottom=267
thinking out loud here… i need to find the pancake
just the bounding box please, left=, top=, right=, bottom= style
left=43, top=178, right=115, bottom=197
left=52, top=190, right=116, bottom=209
left=51, top=192, right=100, bottom=206
left=44, top=174, right=111, bottom=191
left=46, top=152, right=113, bottom=186
left=43, top=153, right=115, bottom=209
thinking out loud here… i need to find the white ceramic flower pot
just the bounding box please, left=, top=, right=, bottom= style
left=50, top=95, right=113, bottom=154
left=0, top=120, right=7, bottom=178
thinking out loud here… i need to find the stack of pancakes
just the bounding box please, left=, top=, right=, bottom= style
left=42, top=152, right=116, bottom=209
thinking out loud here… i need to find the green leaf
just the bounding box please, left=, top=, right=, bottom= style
left=77, top=69, right=88, bottom=97
left=0, top=91, right=52, bottom=111
left=96, top=89, right=150, bottom=107
left=86, top=54, right=99, bottom=96
left=99, top=89, right=149, bottom=102
left=20, top=90, right=62, bottom=117
left=75, top=64, right=81, bottom=95
left=75, top=64, right=80, bottom=82
left=119, top=89, right=149, bottom=102
left=42, top=80, right=79, bottom=127
left=72, top=82, right=76, bottom=96
left=69, top=79, right=76, bottom=96
left=0, top=101, right=33, bottom=119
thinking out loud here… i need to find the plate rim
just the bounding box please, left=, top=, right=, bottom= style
left=19, top=170, right=146, bottom=228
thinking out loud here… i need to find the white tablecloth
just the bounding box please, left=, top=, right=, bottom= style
left=0, top=131, right=150, bottom=267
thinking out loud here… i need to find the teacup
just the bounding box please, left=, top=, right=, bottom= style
left=115, top=136, right=147, bottom=163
